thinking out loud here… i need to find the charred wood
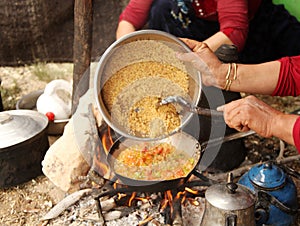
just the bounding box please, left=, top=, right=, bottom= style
left=42, top=188, right=93, bottom=221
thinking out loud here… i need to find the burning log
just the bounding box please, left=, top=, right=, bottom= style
left=159, top=189, right=186, bottom=225
left=171, top=197, right=183, bottom=226
left=42, top=188, right=138, bottom=222
left=85, top=103, right=110, bottom=179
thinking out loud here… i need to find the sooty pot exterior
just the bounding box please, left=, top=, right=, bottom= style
left=0, top=110, right=49, bottom=188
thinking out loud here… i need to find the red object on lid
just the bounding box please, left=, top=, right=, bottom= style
left=45, top=112, right=55, bottom=121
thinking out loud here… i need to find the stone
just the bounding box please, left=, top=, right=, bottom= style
left=42, top=118, right=90, bottom=193
left=42, top=81, right=103, bottom=193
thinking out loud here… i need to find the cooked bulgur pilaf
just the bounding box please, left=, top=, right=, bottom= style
left=129, top=96, right=180, bottom=138
left=102, top=61, right=189, bottom=111
left=101, top=61, right=190, bottom=138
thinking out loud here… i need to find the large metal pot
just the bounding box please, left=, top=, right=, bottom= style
left=94, top=29, right=201, bottom=141
left=0, top=110, right=49, bottom=188
left=201, top=174, right=256, bottom=226
left=16, top=89, right=69, bottom=135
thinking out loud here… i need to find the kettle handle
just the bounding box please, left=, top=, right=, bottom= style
left=225, top=214, right=237, bottom=226
left=258, top=191, right=299, bottom=215
left=279, top=164, right=300, bottom=180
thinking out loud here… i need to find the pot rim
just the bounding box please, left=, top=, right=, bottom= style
left=0, top=109, right=49, bottom=149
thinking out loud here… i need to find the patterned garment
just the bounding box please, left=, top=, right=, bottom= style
left=170, top=0, right=193, bottom=28
left=170, top=0, right=218, bottom=28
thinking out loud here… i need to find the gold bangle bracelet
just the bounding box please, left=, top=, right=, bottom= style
left=223, top=63, right=238, bottom=91
left=233, top=63, right=237, bottom=80
left=225, top=63, right=232, bottom=80
left=223, top=63, right=232, bottom=90
left=225, top=79, right=232, bottom=91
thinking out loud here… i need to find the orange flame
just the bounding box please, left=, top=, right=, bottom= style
left=117, top=193, right=127, bottom=200
left=128, top=192, right=137, bottom=206
left=160, top=197, right=169, bottom=211
left=160, top=190, right=174, bottom=213
left=136, top=197, right=150, bottom=203
left=175, top=191, right=185, bottom=199
left=91, top=126, right=116, bottom=181
left=101, top=127, right=114, bottom=154
left=185, top=187, right=198, bottom=195
left=189, top=199, right=200, bottom=206
left=113, top=182, right=118, bottom=190
left=91, top=144, right=110, bottom=177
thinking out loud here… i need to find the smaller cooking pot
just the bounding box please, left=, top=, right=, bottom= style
left=105, top=130, right=254, bottom=192
left=0, top=110, right=49, bottom=188
left=107, top=131, right=202, bottom=192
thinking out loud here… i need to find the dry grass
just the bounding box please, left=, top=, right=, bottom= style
left=0, top=63, right=73, bottom=110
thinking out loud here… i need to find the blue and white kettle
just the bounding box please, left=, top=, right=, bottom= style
left=238, top=162, right=298, bottom=226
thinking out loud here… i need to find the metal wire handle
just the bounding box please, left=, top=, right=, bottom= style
left=160, top=95, right=224, bottom=117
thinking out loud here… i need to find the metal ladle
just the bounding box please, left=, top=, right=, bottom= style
left=160, top=95, right=224, bottom=118
left=160, top=95, right=256, bottom=146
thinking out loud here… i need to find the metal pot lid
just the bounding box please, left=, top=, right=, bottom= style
left=0, top=110, right=49, bottom=149
left=248, top=162, right=286, bottom=189
left=205, top=183, right=256, bottom=210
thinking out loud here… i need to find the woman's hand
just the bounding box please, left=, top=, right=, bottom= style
left=217, top=95, right=281, bottom=138
left=177, top=38, right=228, bottom=88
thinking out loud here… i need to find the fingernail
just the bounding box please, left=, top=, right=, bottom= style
left=216, top=105, right=224, bottom=111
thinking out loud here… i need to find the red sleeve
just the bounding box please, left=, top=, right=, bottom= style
left=119, top=0, right=153, bottom=30
left=293, top=117, right=300, bottom=153
left=272, top=56, right=300, bottom=97
left=217, top=0, right=249, bottom=51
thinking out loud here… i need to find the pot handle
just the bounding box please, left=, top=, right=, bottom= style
left=258, top=191, right=299, bottom=215
left=200, top=130, right=256, bottom=150
left=279, top=164, right=300, bottom=180
left=225, top=214, right=237, bottom=226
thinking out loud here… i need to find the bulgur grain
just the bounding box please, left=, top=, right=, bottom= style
left=128, top=96, right=180, bottom=137
left=101, top=61, right=190, bottom=138
left=100, top=39, right=195, bottom=138
left=102, top=61, right=189, bottom=111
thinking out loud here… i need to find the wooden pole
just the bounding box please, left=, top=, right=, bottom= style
left=72, top=0, right=93, bottom=114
